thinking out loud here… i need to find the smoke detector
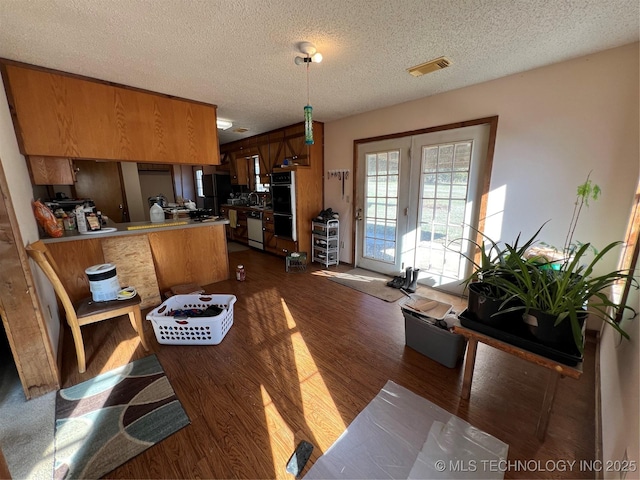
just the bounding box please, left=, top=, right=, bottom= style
left=407, top=56, right=451, bottom=77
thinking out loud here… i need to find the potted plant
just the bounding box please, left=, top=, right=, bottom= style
left=459, top=224, right=545, bottom=327
left=492, top=239, right=635, bottom=353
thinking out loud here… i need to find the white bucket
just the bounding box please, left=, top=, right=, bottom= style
left=85, top=263, right=119, bottom=302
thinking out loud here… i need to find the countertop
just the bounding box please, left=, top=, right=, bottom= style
left=41, top=217, right=229, bottom=243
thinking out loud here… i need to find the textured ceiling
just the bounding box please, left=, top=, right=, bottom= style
left=1, top=0, right=638, bottom=144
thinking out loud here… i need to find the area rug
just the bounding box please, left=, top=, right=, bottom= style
left=304, top=380, right=508, bottom=479
left=328, top=268, right=405, bottom=302
left=54, top=355, right=190, bottom=479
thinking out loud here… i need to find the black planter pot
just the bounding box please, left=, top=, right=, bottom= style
left=467, top=282, right=522, bottom=328
left=526, top=309, right=586, bottom=350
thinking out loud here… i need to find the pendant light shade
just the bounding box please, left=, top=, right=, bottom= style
left=304, top=105, right=313, bottom=145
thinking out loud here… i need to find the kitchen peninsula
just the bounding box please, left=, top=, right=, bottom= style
left=41, top=218, right=230, bottom=306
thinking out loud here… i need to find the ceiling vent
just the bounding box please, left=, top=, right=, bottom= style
left=407, top=56, right=451, bottom=77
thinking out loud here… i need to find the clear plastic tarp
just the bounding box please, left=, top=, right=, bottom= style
left=304, top=380, right=508, bottom=480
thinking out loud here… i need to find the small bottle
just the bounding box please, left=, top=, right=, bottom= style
left=236, top=265, right=246, bottom=281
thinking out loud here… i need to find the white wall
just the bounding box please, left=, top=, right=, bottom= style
left=0, top=78, right=60, bottom=358
left=325, top=41, right=639, bottom=469
left=325, top=42, right=639, bottom=279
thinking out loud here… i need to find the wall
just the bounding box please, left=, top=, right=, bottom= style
left=138, top=171, right=176, bottom=221
left=325, top=42, right=639, bottom=280
left=120, top=162, right=145, bottom=222
left=0, top=77, right=60, bottom=358
left=325, top=41, right=639, bottom=470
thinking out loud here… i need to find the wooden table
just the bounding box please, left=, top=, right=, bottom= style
left=453, top=324, right=582, bottom=441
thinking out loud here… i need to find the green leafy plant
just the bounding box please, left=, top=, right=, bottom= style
left=564, top=171, right=601, bottom=255
left=490, top=238, right=636, bottom=353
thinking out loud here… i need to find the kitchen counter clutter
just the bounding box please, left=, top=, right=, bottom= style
left=39, top=217, right=229, bottom=243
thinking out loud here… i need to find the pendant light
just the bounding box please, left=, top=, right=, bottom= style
left=294, top=42, right=322, bottom=145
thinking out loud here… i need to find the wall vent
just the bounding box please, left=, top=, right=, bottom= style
left=407, top=56, right=451, bottom=77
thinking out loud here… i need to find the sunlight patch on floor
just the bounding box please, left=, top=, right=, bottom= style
left=280, top=299, right=347, bottom=451
left=260, top=385, right=295, bottom=479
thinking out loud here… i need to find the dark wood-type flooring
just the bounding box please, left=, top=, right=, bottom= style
left=61, top=247, right=596, bottom=479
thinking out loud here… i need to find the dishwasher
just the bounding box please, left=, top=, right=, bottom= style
left=247, top=211, right=264, bottom=250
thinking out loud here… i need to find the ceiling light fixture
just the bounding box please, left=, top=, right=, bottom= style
left=216, top=118, right=233, bottom=130
left=294, top=42, right=322, bottom=145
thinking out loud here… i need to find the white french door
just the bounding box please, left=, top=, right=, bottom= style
left=355, top=125, right=490, bottom=294
left=355, top=138, right=411, bottom=275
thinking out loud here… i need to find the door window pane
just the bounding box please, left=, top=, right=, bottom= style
left=363, top=150, right=400, bottom=263
left=415, top=141, right=473, bottom=276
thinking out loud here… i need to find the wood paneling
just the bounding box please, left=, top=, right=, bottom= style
left=1, top=62, right=219, bottom=165
left=59, top=249, right=597, bottom=479
left=46, top=225, right=229, bottom=303
left=27, top=156, right=75, bottom=185
left=101, top=236, right=161, bottom=309
left=147, top=225, right=229, bottom=292
left=0, top=159, right=59, bottom=399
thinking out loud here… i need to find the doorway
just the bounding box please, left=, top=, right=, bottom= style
left=355, top=120, right=495, bottom=295
left=73, top=160, right=129, bottom=222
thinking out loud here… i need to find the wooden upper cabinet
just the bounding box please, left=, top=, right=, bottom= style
left=268, top=130, right=285, bottom=169
left=27, top=156, right=76, bottom=185
left=283, top=123, right=309, bottom=166
left=1, top=63, right=220, bottom=165
left=255, top=134, right=271, bottom=182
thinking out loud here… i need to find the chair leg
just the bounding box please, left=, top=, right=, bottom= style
left=129, top=307, right=149, bottom=351
left=69, top=323, right=87, bottom=374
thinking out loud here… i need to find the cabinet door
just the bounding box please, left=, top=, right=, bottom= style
left=255, top=134, right=271, bottom=183
left=2, top=63, right=219, bottom=164
left=268, top=130, right=285, bottom=170
left=276, top=237, right=298, bottom=255
left=283, top=123, right=309, bottom=166
left=263, top=212, right=277, bottom=252
left=27, top=156, right=75, bottom=185
left=233, top=210, right=248, bottom=243
left=231, top=154, right=249, bottom=185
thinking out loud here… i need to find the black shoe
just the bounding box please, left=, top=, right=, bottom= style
left=401, top=267, right=413, bottom=289
left=386, top=275, right=404, bottom=288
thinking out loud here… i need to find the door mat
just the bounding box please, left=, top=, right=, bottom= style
left=54, top=355, right=190, bottom=479
left=304, top=380, right=508, bottom=479
left=327, top=268, right=405, bottom=302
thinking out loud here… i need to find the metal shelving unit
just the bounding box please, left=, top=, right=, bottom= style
left=312, top=219, right=339, bottom=267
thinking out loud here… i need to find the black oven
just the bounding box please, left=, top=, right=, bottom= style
left=270, top=171, right=296, bottom=240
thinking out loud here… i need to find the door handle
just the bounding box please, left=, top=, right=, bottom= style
left=355, top=208, right=363, bottom=221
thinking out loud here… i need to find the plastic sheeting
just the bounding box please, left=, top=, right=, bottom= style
left=304, top=380, right=508, bottom=480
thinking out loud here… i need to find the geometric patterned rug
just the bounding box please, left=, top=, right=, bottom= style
left=54, top=355, right=190, bottom=479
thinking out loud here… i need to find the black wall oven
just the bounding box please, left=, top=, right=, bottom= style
left=271, top=171, right=297, bottom=241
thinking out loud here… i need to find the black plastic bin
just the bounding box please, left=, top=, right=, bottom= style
left=401, top=307, right=466, bottom=368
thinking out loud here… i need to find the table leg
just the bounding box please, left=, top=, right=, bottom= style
left=536, top=370, right=561, bottom=441
left=461, top=338, right=478, bottom=400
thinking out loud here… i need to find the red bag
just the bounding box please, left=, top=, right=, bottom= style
left=32, top=199, right=64, bottom=238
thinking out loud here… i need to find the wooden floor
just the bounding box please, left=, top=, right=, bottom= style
left=61, top=248, right=596, bottom=479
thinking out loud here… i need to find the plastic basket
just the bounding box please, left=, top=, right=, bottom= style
left=146, top=294, right=236, bottom=345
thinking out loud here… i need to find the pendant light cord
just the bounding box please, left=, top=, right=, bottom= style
left=306, top=59, right=310, bottom=105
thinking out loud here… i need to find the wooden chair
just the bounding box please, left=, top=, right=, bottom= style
left=26, top=240, right=149, bottom=373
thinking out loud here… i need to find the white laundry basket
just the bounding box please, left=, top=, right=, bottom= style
left=146, top=294, right=236, bottom=345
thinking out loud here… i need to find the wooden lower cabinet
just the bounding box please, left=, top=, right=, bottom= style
left=275, top=237, right=298, bottom=255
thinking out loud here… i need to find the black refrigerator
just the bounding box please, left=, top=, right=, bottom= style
left=202, top=173, right=233, bottom=216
